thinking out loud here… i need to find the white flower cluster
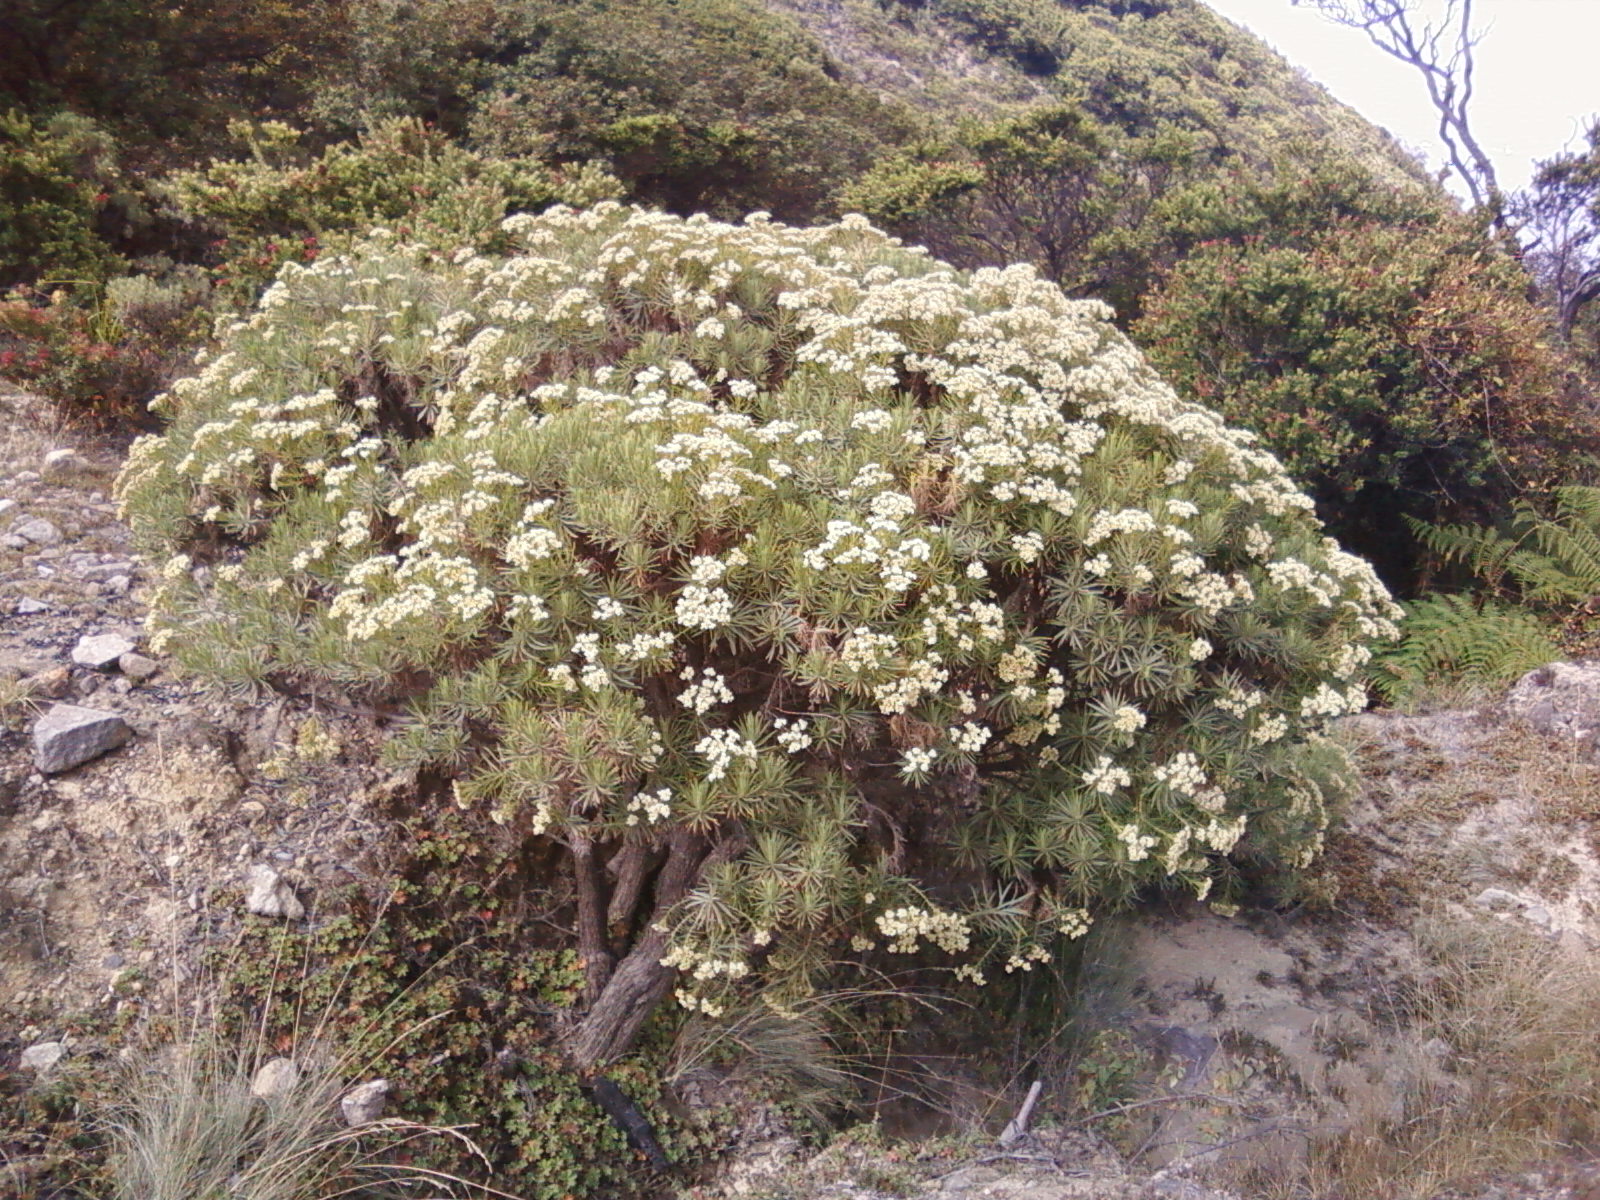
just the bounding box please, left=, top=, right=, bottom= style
left=1004, top=944, right=1053, bottom=973
left=695, top=729, right=759, bottom=781
left=1117, top=824, right=1159, bottom=863
left=1110, top=704, right=1146, bottom=733
left=678, top=667, right=733, bottom=714
left=773, top=717, right=814, bottom=753
left=1300, top=682, right=1367, bottom=719
left=1056, top=908, right=1093, bottom=940
left=1082, top=755, right=1132, bottom=796
left=627, top=788, right=673, bottom=826
left=1153, top=751, right=1207, bottom=797
left=949, top=722, right=992, bottom=754
left=675, top=584, right=734, bottom=631
left=875, top=906, right=973, bottom=955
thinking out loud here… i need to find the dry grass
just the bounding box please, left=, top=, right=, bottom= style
left=1229, top=915, right=1600, bottom=1200
left=0, top=672, right=42, bottom=731
left=101, top=1038, right=490, bottom=1200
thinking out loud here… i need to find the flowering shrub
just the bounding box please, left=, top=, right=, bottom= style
left=117, top=204, right=1399, bottom=1067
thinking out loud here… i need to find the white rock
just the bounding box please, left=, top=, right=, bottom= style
left=42, top=448, right=85, bottom=476
left=340, top=1079, right=390, bottom=1126
left=14, top=518, right=61, bottom=546
left=71, top=633, right=137, bottom=669
left=15, top=598, right=47, bottom=615
left=19, top=1042, right=66, bottom=1072
left=250, top=1057, right=300, bottom=1099
left=0, top=498, right=15, bottom=520
left=244, top=864, right=305, bottom=920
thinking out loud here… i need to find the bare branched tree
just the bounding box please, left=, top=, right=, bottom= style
left=1516, top=125, right=1600, bottom=340
left=1293, top=0, right=1503, bottom=218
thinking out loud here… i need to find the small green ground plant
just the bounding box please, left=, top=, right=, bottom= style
left=118, top=203, right=1400, bottom=1072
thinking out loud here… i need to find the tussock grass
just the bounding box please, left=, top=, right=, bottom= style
left=0, top=672, right=41, bottom=731
left=101, top=1038, right=488, bottom=1200
left=99, top=915, right=511, bottom=1200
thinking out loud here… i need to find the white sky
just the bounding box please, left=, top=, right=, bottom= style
left=1200, top=0, right=1600, bottom=195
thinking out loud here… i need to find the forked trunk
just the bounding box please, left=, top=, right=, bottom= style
left=563, top=826, right=736, bottom=1072
left=565, top=927, right=677, bottom=1073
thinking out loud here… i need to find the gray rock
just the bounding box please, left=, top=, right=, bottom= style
left=1507, top=661, right=1600, bottom=755
left=15, top=518, right=61, bottom=546
left=79, top=560, right=135, bottom=582
left=0, top=498, right=14, bottom=520
left=14, top=598, right=47, bottom=615
left=244, top=864, right=305, bottom=920
left=2, top=533, right=29, bottom=551
left=1472, top=887, right=1529, bottom=911
left=41, top=449, right=85, bottom=476
left=32, top=704, right=132, bottom=774
left=250, top=1057, right=300, bottom=1099
left=340, top=1079, right=390, bottom=1126
left=19, top=1042, right=66, bottom=1073
left=71, top=633, right=137, bottom=669
left=118, top=653, right=158, bottom=682
left=1524, top=905, right=1555, bottom=929
left=104, top=574, right=132, bottom=595
left=13, top=471, right=39, bottom=484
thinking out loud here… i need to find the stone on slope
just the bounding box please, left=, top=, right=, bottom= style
left=341, top=1079, right=390, bottom=1126
left=41, top=448, right=86, bottom=477
left=15, top=517, right=61, bottom=546
left=71, top=633, right=136, bottom=669
left=118, top=652, right=159, bottom=682
left=32, top=704, right=132, bottom=773
left=244, top=864, right=305, bottom=920
left=250, top=1057, right=300, bottom=1099
left=19, top=1042, right=66, bottom=1073
left=1507, top=661, right=1600, bottom=758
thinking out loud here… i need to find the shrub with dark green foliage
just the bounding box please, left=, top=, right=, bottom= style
left=0, top=109, right=129, bottom=289
left=468, top=0, right=919, bottom=220
left=1135, top=210, right=1600, bottom=590
left=166, top=117, right=622, bottom=304
left=841, top=104, right=1214, bottom=316
left=0, top=271, right=208, bottom=428
left=117, top=204, right=1398, bottom=1070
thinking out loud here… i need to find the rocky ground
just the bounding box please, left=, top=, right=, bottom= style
left=3, top=381, right=1600, bottom=1200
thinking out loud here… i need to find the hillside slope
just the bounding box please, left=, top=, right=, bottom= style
left=766, top=0, right=1427, bottom=188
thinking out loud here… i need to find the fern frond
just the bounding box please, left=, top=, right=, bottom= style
left=1406, top=514, right=1523, bottom=591
left=1369, top=594, right=1558, bottom=705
